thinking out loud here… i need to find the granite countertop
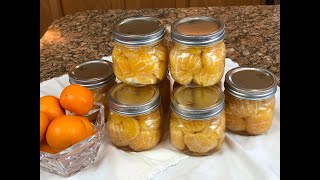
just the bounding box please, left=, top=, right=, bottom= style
left=40, top=5, right=280, bottom=85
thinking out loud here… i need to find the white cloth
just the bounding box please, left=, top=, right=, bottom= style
left=40, top=58, right=280, bottom=180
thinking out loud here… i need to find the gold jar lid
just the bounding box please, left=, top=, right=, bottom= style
left=68, top=60, right=115, bottom=89
left=170, top=86, right=224, bottom=120
left=108, top=83, right=160, bottom=116
left=224, top=67, right=278, bottom=100
left=171, top=16, right=225, bottom=46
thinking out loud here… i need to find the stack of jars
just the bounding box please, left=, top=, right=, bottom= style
left=68, top=16, right=278, bottom=156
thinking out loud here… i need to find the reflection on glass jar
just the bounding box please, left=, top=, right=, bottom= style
left=107, top=83, right=163, bottom=151
left=172, top=81, right=222, bottom=91
left=112, top=16, right=168, bottom=86
left=224, top=67, right=278, bottom=135
left=169, top=16, right=226, bottom=87
left=68, top=60, right=116, bottom=122
left=169, top=86, right=226, bottom=156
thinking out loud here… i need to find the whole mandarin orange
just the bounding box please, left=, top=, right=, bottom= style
left=40, top=140, right=59, bottom=154
left=46, top=115, right=94, bottom=152
left=60, top=84, right=94, bottom=115
left=40, top=111, right=50, bottom=142
left=77, top=116, right=95, bottom=137
left=40, top=96, right=66, bottom=122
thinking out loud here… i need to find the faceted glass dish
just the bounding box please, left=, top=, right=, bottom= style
left=40, top=102, right=105, bottom=177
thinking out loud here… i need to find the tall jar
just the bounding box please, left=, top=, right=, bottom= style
left=107, top=83, right=163, bottom=152
left=224, top=67, right=278, bottom=135
left=169, top=16, right=226, bottom=87
left=112, top=16, right=168, bottom=86
left=68, top=60, right=116, bottom=122
left=170, top=86, right=226, bottom=156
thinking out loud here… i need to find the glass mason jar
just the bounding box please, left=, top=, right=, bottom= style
left=224, top=67, right=278, bottom=135
left=169, top=16, right=226, bottom=87
left=170, top=86, right=226, bottom=156
left=107, top=83, right=163, bottom=152
left=112, top=16, right=168, bottom=86
left=68, top=60, right=116, bottom=122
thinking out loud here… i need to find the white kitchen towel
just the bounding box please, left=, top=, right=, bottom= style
left=40, top=57, right=280, bottom=180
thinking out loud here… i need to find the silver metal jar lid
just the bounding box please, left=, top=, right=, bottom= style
left=108, top=83, right=161, bottom=116
left=68, top=60, right=115, bottom=89
left=224, top=67, right=278, bottom=100
left=171, top=16, right=225, bottom=46
left=170, top=86, right=225, bottom=120
left=113, top=16, right=166, bottom=46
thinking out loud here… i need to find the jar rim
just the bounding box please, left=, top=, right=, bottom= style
left=108, top=84, right=161, bottom=116
left=171, top=16, right=225, bottom=46
left=113, top=16, right=166, bottom=46
left=224, top=67, right=278, bottom=100
left=68, top=60, right=116, bottom=89
left=170, top=86, right=225, bottom=120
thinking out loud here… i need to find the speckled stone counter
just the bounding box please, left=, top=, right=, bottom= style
left=40, top=5, right=280, bottom=85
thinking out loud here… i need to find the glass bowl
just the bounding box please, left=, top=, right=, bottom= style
left=40, top=102, right=105, bottom=177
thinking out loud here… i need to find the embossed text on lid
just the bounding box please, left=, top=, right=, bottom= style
left=108, top=83, right=160, bottom=115
left=68, top=60, right=115, bottom=88
left=224, top=67, right=278, bottom=100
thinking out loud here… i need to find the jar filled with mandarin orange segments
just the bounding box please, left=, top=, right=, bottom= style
left=112, top=16, right=168, bottom=86
left=107, top=83, right=163, bottom=152
left=169, top=85, right=226, bottom=156
left=224, top=67, right=278, bottom=135
left=68, top=60, right=116, bottom=122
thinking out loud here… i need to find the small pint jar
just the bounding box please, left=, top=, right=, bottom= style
left=112, top=16, right=168, bottom=86
left=169, top=16, right=226, bottom=87
left=68, top=60, right=116, bottom=122
left=224, top=67, right=278, bottom=135
left=107, top=83, right=163, bottom=152
left=170, top=86, right=226, bottom=156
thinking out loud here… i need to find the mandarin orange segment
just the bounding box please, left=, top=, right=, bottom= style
left=226, top=113, right=246, bottom=132
left=215, top=134, right=225, bottom=150
left=138, top=109, right=161, bottom=131
left=177, top=118, right=211, bottom=132
left=128, top=130, right=161, bottom=151
left=112, top=41, right=167, bottom=85
left=170, top=117, right=185, bottom=151
left=225, top=92, right=260, bottom=117
left=184, top=133, right=218, bottom=154
left=112, top=54, right=134, bottom=79
left=245, top=108, right=274, bottom=135
left=192, top=59, right=224, bottom=86
left=107, top=112, right=140, bottom=147
left=153, top=61, right=167, bottom=80
left=170, top=67, right=193, bottom=85
left=169, top=42, right=226, bottom=86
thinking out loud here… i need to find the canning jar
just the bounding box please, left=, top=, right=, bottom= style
left=107, top=83, right=163, bottom=151
left=169, top=16, right=226, bottom=87
left=170, top=86, right=226, bottom=156
left=68, top=60, right=116, bottom=122
left=112, top=16, right=168, bottom=86
left=224, top=67, right=278, bottom=135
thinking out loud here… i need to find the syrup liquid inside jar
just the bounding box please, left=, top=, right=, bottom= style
left=224, top=67, right=278, bottom=135
left=112, top=16, right=168, bottom=86
left=169, top=85, right=226, bottom=156
left=169, top=16, right=226, bottom=87
left=107, top=83, right=163, bottom=152
left=68, top=60, right=116, bottom=122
